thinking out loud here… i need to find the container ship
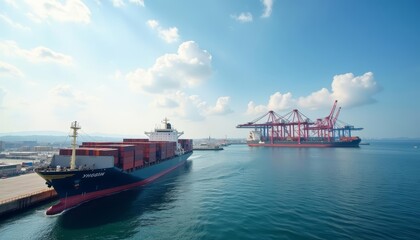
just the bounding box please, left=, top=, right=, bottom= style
left=35, top=119, right=193, bottom=215
left=237, top=100, right=363, bottom=148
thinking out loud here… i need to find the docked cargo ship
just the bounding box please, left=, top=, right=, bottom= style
left=246, top=130, right=361, bottom=147
left=237, top=101, right=363, bottom=148
left=35, top=119, right=193, bottom=215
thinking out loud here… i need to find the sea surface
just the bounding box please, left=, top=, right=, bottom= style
left=1, top=141, right=420, bottom=240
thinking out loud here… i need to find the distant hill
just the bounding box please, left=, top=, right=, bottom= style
left=0, top=132, right=125, bottom=144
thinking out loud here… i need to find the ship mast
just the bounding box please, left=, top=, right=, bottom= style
left=69, top=121, right=81, bottom=170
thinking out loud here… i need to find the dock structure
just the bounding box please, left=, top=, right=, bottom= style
left=236, top=100, right=363, bottom=146
left=0, top=173, right=57, bottom=217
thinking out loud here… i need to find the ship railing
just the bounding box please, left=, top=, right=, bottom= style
left=35, top=165, right=97, bottom=172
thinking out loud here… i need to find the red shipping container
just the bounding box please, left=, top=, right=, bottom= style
left=123, top=138, right=149, bottom=143
left=134, top=159, right=144, bottom=168
left=59, top=148, right=119, bottom=165
left=122, top=154, right=134, bottom=170
left=124, top=142, right=157, bottom=163
left=82, top=144, right=135, bottom=166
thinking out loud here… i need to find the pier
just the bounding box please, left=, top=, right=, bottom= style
left=0, top=173, right=57, bottom=217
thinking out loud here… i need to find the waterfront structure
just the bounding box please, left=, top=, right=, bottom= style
left=237, top=101, right=363, bottom=147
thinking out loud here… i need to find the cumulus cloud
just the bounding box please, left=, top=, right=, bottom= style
left=153, top=95, right=179, bottom=108
left=0, top=61, right=24, bottom=78
left=112, top=0, right=125, bottom=7
left=178, top=94, right=207, bottom=121
left=0, top=14, right=30, bottom=31
left=147, top=19, right=159, bottom=29
left=112, top=0, right=145, bottom=7
left=146, top=19, right=179, bottom=43
left=331, top=72, right=380, bottom=107
left=5, top=0, right=18, bottom=8
left=25, top=0, right=91, bottom=24
left=126, top=41, right=212, bottom=93
left=299, top=72, right=380, bottom=109
left=0, top=40, right=73, bottom=65
left=298, top=88, right=333, bottom=110
left=129, top=0, right=145, bottom=6
left=267, top=92, right=294, bottom=111
left=49, top=84, right=96, bottom=109
left=45, top=84, right=99, bottom=122
left=247, top=72, right=380, bottom=115
left=152, top=92, right=233, bottom=121
left=207, top=96, right=233, bottom=115
left=247, top=92, right=294, bottom=115
left=231, top=12, right=253, bottom=23
left=159, top=27, right=179, bottom=43
left=246, top=101, right=268, bottom=115
left=261, top=0, right=273, bottom=18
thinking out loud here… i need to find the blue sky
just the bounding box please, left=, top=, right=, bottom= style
left=0, top=0, right=419, bottom=139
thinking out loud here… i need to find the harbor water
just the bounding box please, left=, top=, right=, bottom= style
left=1, top=141, right=420, bottom=239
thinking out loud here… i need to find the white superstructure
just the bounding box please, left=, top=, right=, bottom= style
left=247, top=130, right=262, bottom=142
left=145, top=118, right=185, bottom=155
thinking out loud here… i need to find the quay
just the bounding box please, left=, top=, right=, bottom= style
left=0, top=173, right=57, bottom=217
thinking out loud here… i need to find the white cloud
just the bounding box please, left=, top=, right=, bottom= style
left=170, top=92, right=206, bottom=121
left=231, top=12, right=253, bottom=23
left=126, top=41, right=212, bottom=93
left=207, top=96, right=233, bottom=115
left=246, top=101, right=268, bottom=115
left=5, top=0, right=18, bottom=8
left=159, top=27, right=179, bottom=43
left=247, top=72, right=380, bottom=115
left=112, top=0, right=145, bottom=7
left=153, top=95, right=179, bottom=108
left=299, top=72, right=380, bottom=109
left=152, top=92, right=233, bottom=121
left=267, top=92, right=294, bottom=111
left=153, top=91, right=207, bottom=121
left=129, top=0, right=145, bottom=7
left=0, top=61, right=24, bottom=78
left=261, top=0, right=273, bottom=18
left=331, top=72, right=380, bottom=108
left=146, top=19, right=179, bottom=43
left=247, top=92, right=294, bottom=115
left=147, top=19, right=159, bottom=29
left=25, top=0, right=91, bottom=24
left=298, top=88, right=333, bottom=110
left=174, top=94, right=233, bottom=121
left=112, top=69, right=123, bottom=80
left=0, top=40, right=73, bottom=65
left=0, top=14, right=31, bottom=31
left=49, top=84, right=97, bottom=110
left=112, top=0, right=125, bottom=7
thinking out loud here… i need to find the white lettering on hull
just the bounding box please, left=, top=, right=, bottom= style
left=82, top=172, right=105, bottom=178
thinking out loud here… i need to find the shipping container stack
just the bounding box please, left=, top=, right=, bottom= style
left=122, top=139, right=158, bottom=165
left=178, top=139, right=193, bottom=153
left=80, top=143, right=135, bottom=170
left=123, top=138, right=149, bottom=143
left=137, top=142, right=157, bottom=164
left=134, top=148, right=144, bottom=168
left=61, top=138, right=192, bottom=171
left=155, top=142, right=167, bottom=161
left=59, top=148, right=119, bottom=166
left=167, top=142, right=176, bottom=158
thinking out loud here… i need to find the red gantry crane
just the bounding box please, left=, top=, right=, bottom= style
left=236, top=101, right=363, bottom=147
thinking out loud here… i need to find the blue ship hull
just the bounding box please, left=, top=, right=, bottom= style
left=36, top=152, right=193, bottom=215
